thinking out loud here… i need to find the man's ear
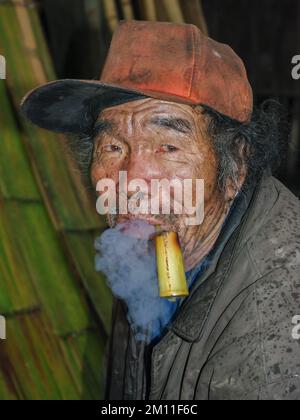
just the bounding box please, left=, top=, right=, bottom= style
left=225, top=142, right=249, bottom=202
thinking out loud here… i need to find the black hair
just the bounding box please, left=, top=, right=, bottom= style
left=200, top=99, right=290, bottom=192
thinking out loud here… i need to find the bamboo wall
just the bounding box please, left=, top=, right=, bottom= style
left=0, top=0, right=112, bottom=400
left=0, top=0, right=208, bottom=400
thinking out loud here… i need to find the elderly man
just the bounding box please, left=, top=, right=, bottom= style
left=21, top=21, right=300, bottom=400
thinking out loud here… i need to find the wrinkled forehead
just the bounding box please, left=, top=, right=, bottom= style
left=95, top=98, right=207, bottom=137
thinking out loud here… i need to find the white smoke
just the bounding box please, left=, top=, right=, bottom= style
left=95, top=220, right=180, bottom=343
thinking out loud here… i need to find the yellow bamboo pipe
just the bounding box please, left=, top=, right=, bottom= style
left=155, top=227, right=189, bottom=299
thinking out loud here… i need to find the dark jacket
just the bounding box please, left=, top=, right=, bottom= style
left=104, top=174, right=300, bottom=400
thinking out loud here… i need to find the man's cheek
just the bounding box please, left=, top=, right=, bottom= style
left=196, top=159, right=219, bottom=198
left=91, top=163, right=119, bottom=188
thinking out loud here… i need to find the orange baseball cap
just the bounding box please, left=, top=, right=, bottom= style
left=20, top=20, right=253, bottom=134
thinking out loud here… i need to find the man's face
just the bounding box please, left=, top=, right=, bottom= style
left=90, top=98, right=222, bottom=234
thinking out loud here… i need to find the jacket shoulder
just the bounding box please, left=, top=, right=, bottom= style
left=247, top=176, right=300, bottom=277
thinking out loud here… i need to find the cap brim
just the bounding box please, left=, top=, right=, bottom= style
left=20, top=79, right=151, bottom=134
left=20, top=79, right=200, bottom=134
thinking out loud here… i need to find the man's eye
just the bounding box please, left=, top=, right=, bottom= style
left=103, top=145, right=122, bottom=153
left=160, top=144, right=179, bottom=153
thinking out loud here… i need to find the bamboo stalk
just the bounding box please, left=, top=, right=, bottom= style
left=0, top=3, right=102, bottom=230
left=162, top=0, right=185, bottom=23
left=84, top=0, right=102, bottom=31
left=14, top=2, right=46, bottom=84
left=0, top=80, right=40, bottom=200
left=198, top=0, right=208, bottom=35
left=0, top=0, right=111, bottom=400
left=120, top=0, right=134, bottom=21
left=179, top=0, right=209, bottom=35
left=103, top=0, right=119, bottom=32
left=139, top=0, right=157, bottom=21
left=153, top=0, right=168, bottom=21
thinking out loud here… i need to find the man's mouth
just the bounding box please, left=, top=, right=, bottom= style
left=116, top=214, right=177, bottom=233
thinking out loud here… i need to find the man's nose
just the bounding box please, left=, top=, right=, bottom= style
left=124, top=148, right=161, bottom=184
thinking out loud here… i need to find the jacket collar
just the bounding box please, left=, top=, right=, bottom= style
left=169, top=172, right=279, bottom=342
